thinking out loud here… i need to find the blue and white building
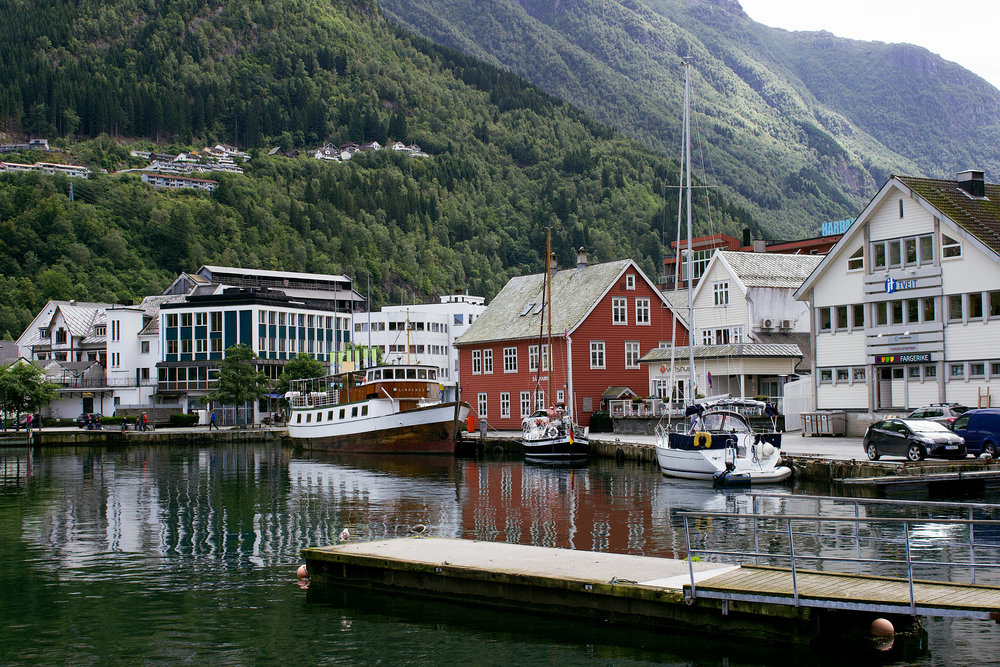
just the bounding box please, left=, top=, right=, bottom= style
left=795, top=170, right=1000, bottom=433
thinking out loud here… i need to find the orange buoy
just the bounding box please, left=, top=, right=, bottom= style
left=297, top=564, right=309, bottom=579
left=870, top=618, right=894, bottom=637
left=466, top=413, right=474, bottom=432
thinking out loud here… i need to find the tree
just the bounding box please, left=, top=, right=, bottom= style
left=276, top=353, right=326, bottom=395
left=208, top=344, right=269, bottom=426
left=0, top=361, right=60, bottom=431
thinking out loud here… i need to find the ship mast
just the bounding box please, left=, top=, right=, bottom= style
left=546, top=227, right=553, bottom=406
left=684, top=62, right=696, bottom=403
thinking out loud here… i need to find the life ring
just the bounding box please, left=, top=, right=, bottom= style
left=693, top=431, right=712, bottom=448
left=546, top=425, right=559, bottom=438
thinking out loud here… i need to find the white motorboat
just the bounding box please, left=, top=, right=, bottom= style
left=654, top=399, right=791, bottom=485
left=521, top=408, right=589, bottom=461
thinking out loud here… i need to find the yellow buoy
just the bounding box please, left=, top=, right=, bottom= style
left=694, top=431, right=712, bottom=448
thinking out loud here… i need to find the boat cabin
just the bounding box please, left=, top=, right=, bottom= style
left=288, top=364, right=441, bottom=410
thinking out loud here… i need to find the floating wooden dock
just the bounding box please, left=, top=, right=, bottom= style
left=301, top=536, right=999, bottom=645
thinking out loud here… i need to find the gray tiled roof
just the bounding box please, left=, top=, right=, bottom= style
left=137, top=294, right=187, bottom=336
left=456, top=259, right=637, bottom=345
left=639, top=343, right=803, bottom=363
left=718, top=252, right=824, bottom=289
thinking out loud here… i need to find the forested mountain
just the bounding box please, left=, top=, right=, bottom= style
left=380, top=0, right=1000, bottom=235
left=0, top=0, right=755, bottom=338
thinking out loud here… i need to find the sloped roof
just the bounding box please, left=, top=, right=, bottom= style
left=137, top=294, right=187, bottom=336
left=753, top=331, right=812, bottom=373
left=896, top=176, right=1000, bottom=256
left=456, top=259, right=642, bottom=345
left=660, top=290, right=690, bottom=330
left=639, top=343, right=803, bottom=363
left=718, top=252, right=824, bottom=289
left=602, top=386, right=638, bottom=399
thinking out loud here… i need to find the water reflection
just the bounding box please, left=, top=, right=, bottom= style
left=1, top=443, right=999, bottom=665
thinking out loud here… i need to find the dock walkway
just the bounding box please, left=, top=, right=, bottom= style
left=303, top=535, right=1000, bottom=644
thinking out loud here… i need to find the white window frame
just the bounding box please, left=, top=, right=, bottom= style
left=713, top=282, right=729, bottom=306
left=503, top=347, right=518, bottom=373
left=500, top=392, right=510, bottom=418
left=635, top=298, right=650, bottom=325
left=590, top=341, right=606, bottom=369
left=528, top=345, right=539, bottom=372
left=472, top=349, right=482, bottom=374
left=625, top=341, right=640, bottom=369
left=612, top=297, right=627, bottom=324
left=483, top=349, right=493, bottom=374
left=478, top=393, right=488, bottom=418
left=626, top=274, right=635, bottom=290
left=520, top=391, right=531, bottom=417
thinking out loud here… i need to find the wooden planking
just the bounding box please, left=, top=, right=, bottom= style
left=693, top=566, right=1000, bottom=613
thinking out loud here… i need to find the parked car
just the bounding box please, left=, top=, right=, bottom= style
left=75, top=413, right=99, bottom=428
left=907, top=403, right=970, bottom=426
left=863, top=418, right=966, bottom=461
left=950, top=408, right=1000, bottom=458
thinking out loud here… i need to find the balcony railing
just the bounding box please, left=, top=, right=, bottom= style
left=53, top=377, right=158, bottom=389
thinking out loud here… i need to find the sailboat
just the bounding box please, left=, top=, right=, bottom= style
left=520, top=229, right=590, bottom=461
left=653, top=63, right=790, bottom=485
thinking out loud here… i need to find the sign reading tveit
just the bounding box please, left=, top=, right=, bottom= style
left=884, top=276, right=917, bottom=294
left=878, top=353, right=932, bottom=364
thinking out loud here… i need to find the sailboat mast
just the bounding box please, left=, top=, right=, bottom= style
left=546, top=228, right=553, bottom=406
left=684, top=62, right=696, bottom=401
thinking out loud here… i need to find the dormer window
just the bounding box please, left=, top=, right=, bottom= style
left=95, top=325, right=106, bottom=336
left=39, top=328, right=49, bottom=338
left=520, top=303, right=535, bottom=316
left=55, top=329, right=67, bottom=344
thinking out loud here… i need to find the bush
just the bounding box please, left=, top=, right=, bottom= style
left=169, top=413, right=199, bottom=427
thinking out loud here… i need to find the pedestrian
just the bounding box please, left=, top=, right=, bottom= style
left=26, top=413, right=32, bottom=432
left=141, top=412, right=148, bottom=432
left=209, top=410, right=218, bottom=430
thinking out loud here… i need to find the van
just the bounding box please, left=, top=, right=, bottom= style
left=950, top=408, right=1000, bottom=457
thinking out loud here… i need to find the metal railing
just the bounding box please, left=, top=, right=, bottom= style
left=53, top=377, right=159, bottom=389
left=679, top=504, right=1000, bottom=615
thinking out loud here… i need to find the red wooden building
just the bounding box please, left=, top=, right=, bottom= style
left=455, top=251, right=689, bottom=429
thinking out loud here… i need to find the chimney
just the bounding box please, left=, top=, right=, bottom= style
left=742, top=228, right=751, bottom=247
left=753, top=240, right=767, bottom=253
left=549, top=252, right=558, bottom=277
left=576, top=247, right=589, bottom=270
left=957, top=169, right=985, bottom=197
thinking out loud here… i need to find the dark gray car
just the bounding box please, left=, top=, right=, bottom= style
left=864, top=418, right=966, bottom=461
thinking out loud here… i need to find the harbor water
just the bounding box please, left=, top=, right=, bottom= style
left=1, top=442, right=999, bottom=665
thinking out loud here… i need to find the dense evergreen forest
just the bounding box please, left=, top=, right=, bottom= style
left=0, top=0, right=757, bottom=339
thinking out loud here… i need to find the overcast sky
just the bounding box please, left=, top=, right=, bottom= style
left=738, top=0, right=1000, bottom=91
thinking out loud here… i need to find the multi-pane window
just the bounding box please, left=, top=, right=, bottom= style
left=713, top=282, right=729, bottom=306
left=625, top=341, right=640, bottom=369
left=612, top=298, right=627, bottom=324
left=181, top=313, right=192, bottom=327
left=503, top=347, right=517, bottom=373
left=626, top=274, right=635, bottom=290
left=541, top=344, right=549, bottom=372
left=181, top=339, right=192, bottom=354
left=196, top=339, right=207, bottom=354
left=472, top=350, right=482, bottom=374
left=702, top=330, right=713, bottom=345
left=477, top=393, right=488, bottom=418
left=211, top=339, right=222, bottom=353
left=847, top=247, right=864, bottom=271
left=500, top=392, right=510, bottom=418
left=483, top=349, right=493, bottom=374
left=942, top=234, right=961, bottom=258
left=196, top=312, right=207, bottom=326
left=836, top=306, right=848, bottom=330
left=590, top=341, right=605, bottom=369
left=635, top=298, right=650, bottom=325
left=528, top=345, right=539, bottom=372
left=210, top=312, right=222, bottom=332
left=520, top=391, right=531, bottom=417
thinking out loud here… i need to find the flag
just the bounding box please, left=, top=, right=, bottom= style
left=568, top=428, right=574, bottom=444
left=707, top=371, right=713, bottom=388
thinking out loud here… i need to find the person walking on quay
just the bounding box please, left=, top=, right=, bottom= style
left=141, top=412, right=148, bottom=432
left=25, top=413, right=32, bottom=432
left=209, top=410, right=218, bottom=430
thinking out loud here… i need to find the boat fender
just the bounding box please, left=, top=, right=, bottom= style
left=546, top=425, right=559, bottom=438
left=694, top=431, right=712, bottom=448
left=762, top=443, right=775, bottom=458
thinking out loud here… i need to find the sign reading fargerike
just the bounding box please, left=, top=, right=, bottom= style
left=878, top=353, right=932, bottom=364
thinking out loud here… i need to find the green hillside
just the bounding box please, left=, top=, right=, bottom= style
left=380, top=0, right=1000, bottom=235
left=0, top=0, right=755, bottom=338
